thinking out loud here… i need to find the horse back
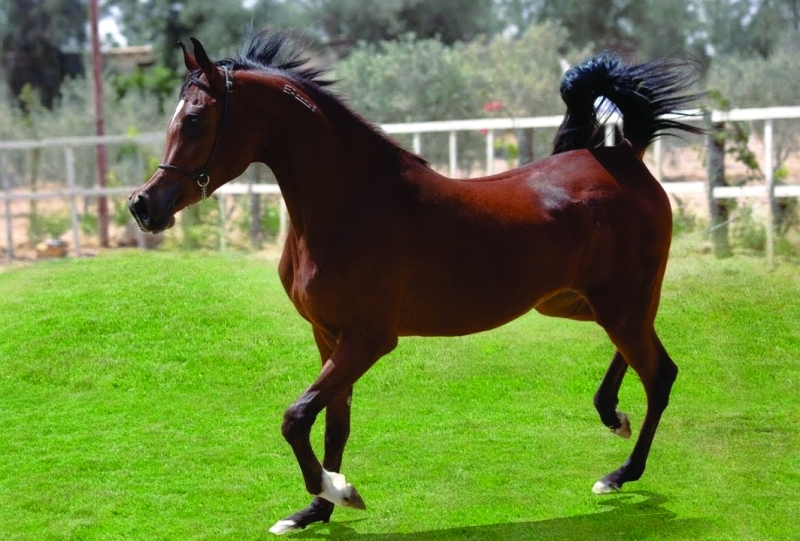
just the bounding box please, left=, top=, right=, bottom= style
left=392, top=143, right=671, bottom=335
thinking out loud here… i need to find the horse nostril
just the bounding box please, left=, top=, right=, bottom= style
left=130, top=194, right=150, bottom=227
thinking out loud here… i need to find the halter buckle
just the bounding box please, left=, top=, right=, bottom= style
left=198, top=175, right=210, bottom=200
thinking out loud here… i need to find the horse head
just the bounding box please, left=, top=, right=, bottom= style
left=128, top=38, right=254, bottom=233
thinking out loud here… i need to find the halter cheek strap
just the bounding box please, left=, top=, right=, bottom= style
left=158, top=66, right=233, bottom=200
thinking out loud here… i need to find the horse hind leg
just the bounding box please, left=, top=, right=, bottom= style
left=594, top=351, right=632, bottom=438
left=592, top=330, right=678, bottom=494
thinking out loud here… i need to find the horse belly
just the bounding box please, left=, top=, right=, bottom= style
left=397, top=238, right=581, bottom=336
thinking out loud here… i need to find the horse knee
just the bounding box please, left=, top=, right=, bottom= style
left=593, top=389, right=617, bottom=412
left=282, top=403, right=317, bottom=442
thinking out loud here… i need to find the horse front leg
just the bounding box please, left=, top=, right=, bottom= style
left=269, top=330, right=395, bottom=535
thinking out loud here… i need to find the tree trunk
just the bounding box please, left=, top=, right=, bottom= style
left=518, top=128, right=534, bottom=166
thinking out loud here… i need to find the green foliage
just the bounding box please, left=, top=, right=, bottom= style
left=730, top=204, right=767, bottom=253
left=524, top=0, right=698, bottom=59
left=31, top=210, right=71, bottom=240
left=708, top=47, right=800, bottom=109
left=261, top=198, right=282, bottom=240
left=0, top=0, right=86, bottom=108
left=465, top=21, right=589, bottom=117
left=335, top=37, right=477, bottom=123
left=334, top=23, right=585, bottom=169
left=722, top=122, right=761, bottom=183
left=695, top=0, right=796, bottom=59
left=113, top=64, right=180, bottom=113
left=672, top=197, right=697, bottom=236
left=0, top=73, right=166, bottom=142
left=297, top=0, right=498, bottom=48
left=707, top=48, right=800, bottom=189
left=162, top=202, right=222, bottom=251
left=106, top=0, right=257, bottom=71
left=494, top=134, right=520, bottom=166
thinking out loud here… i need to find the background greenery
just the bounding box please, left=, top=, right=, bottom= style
left=1, top=1, right=799, bottom=253
left=0, top=236, right=798, bottom=540
left=4, top=1, right=800, bottom=131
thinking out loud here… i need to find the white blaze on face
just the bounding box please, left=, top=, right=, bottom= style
left=170, top=98, right=186, bottom=126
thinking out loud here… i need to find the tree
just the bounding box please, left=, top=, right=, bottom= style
left=498, top=0, right=700, bottom=60
left=105, top=0, right=261, bottom=71
left=333, top=22, right=585, bottom=168
left=294, top=0, right=498, bottom=52
left=0, top=0, right=86, bottom=109
left=691, top=0, right=796, bottom=60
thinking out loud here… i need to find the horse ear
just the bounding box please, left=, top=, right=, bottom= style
left=180, top=41, right=200, bottom=73
left=180, top=41, right=199, bottom=73
left=190, top=37, right=223, bottom=89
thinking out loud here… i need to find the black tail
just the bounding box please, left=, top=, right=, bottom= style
left=552, top=52, right=704, bottom=155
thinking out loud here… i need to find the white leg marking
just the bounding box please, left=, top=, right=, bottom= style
left=170, top=98, right=185, bottom=126
left=318, top=469, right=366, bottom=510
left=269, top=520, right=299, bottom=535
left=611, top=411, right=632, bottom=439
left=592, top=480, right=621, bottom=495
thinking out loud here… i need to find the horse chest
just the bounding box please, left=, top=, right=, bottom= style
left=283, top=247, right=392, bottom=331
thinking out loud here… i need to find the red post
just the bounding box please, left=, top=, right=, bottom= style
left=88, top=0, right=109, bottom=247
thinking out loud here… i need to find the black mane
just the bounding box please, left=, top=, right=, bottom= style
left=223, top=30, right=333, bottom=87
left=181, top=29, right=426, bottom=165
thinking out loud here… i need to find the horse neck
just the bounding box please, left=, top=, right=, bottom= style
left=250, top=85, right=404, bottom=237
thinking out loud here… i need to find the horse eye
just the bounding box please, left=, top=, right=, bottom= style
left=185, top=115, right=201, bottom=128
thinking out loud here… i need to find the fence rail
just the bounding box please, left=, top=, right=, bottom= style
left=3, top=105, right=800, bottom=261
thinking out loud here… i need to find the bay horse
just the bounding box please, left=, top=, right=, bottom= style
left=128, top=31, right=701, bottom=535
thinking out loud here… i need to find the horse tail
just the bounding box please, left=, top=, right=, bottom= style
left=552, top=52, right=703, bottom=156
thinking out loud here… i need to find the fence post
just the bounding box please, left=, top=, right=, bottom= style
left=449, top=131, right=457, bottom=178
left=653, top=138, right=663, bottom=182
left=248, top=167, right=263, bottom=250
left=764, top=119, right=775, bottom=265
left=413, top=133, right=421, bottom=156
left=278, top=196, right=288, bottom=245
left=218, top=195, right=227, bottom=253
left=65, top=147, right=82, bottom=256
left=485, top=129, right=494, bottom=176
left=1, top=152, right=13, bottom=260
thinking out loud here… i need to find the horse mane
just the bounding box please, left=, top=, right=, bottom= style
left=189, top=29, right=428, bottom=167
left=226, top=30, right=334, bottom=87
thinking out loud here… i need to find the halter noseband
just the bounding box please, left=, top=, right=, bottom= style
left=158, top=66, right=233, bottom=200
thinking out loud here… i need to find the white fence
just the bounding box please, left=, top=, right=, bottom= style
left=3, top=106, right=800, bottom=262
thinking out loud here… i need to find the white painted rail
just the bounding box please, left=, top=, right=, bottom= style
left=2, top=105, right=800, bottom=261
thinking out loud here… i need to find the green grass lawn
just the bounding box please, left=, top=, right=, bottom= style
left=1, top=239, right=798, bottom=540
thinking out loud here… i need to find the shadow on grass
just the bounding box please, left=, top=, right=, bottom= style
left=283, top=491, right=712, bottom=540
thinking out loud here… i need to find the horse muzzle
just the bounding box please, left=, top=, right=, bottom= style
left=128, top=191, right=176, bottom=233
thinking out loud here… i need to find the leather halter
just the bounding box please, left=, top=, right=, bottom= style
left=158, top=66, right=233, bottom=200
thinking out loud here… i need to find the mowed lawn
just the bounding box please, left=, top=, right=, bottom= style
left=0, top=241, right=798, bottom=540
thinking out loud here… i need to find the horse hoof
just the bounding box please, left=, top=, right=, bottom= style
left=610, top=411, right=631, bottom=439
left=269, top=519, right=301, bottom=535
left=343, top=484, right=366, bottom=510
left=592, top=479, right=621, bottom=495
left=319, top=469, right=367, bottom=510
